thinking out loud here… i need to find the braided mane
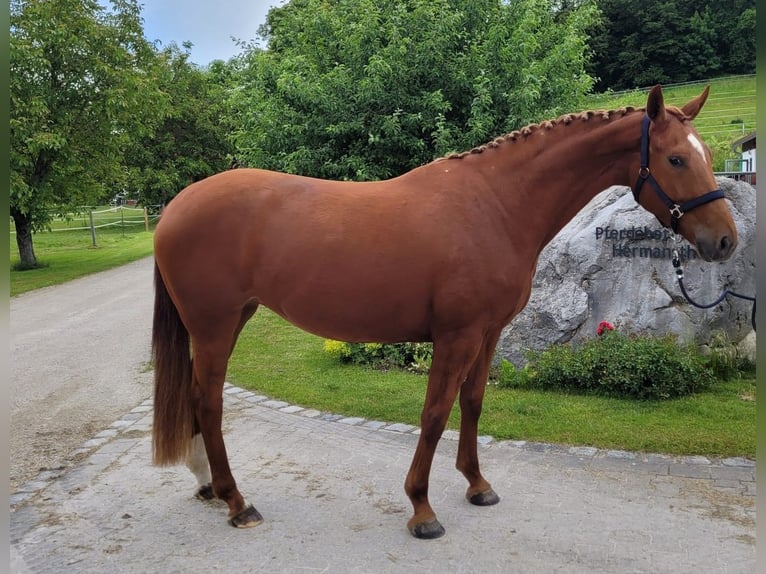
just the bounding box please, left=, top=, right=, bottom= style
left=441, top=106, right=642, bottom=160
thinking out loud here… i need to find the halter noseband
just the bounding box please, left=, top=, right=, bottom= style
left=632, top=115, right=725, bottom=233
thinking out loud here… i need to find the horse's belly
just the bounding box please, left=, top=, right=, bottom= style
left=261, top=282, right=433, bottom=343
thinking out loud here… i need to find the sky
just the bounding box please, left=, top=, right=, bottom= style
left=140, top=1, right=287, bottom=65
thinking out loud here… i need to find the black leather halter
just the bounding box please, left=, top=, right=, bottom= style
left=632, top=115, right=725, bottom=232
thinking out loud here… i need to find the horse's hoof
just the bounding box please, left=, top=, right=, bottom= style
left=468, top=488, right=500, bottom=506
left=195, top=484, right=215, bottom=501
left=408, top=517, right=446, bottom=539
left=228, top=504, right=264, bottom=528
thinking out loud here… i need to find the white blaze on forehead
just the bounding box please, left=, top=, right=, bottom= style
left=687, top=133, right=708, bottom=164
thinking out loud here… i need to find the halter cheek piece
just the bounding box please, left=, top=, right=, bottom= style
left=632, top=115, right=725, bottom=232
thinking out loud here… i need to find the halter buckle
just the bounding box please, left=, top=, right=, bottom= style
left=638, top=166, right=650, bottom=179
left=669, top=205, right=684, bottom=219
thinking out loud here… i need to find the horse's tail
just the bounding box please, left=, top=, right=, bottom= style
left=151, top=262, right=194, bottom=466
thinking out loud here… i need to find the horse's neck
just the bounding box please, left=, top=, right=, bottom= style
left=480, top=112, right=643, bottom=249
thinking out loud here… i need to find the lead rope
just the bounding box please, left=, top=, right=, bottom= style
left=669, top=234, right=756, bottom=331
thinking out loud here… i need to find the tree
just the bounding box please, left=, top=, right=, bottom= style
left=681, top=8, right=721, bottom=80
left=122, top=44, right=236, bottom=207
left=719, top=6, right=755, bottom=73
left=10, top=0, right=168, bottom=268
left=587, top=0, right=756, bottom=91
left=230, top=0, right=599, bottom=181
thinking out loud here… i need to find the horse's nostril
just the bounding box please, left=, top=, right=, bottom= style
left=719, top=236, right=730, bottom=253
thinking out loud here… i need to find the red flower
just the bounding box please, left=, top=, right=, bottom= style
left=597, top=321, right=614, bottom=336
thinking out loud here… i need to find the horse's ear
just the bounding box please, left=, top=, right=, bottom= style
left=646, top=85, right=666, bottom=124
left=681, top=85, right=710, bottom=120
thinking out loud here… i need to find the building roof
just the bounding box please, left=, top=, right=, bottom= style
left=731, top=131, right=756, bottom=152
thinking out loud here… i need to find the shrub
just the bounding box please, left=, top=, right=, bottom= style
left=703, top=331, right=756, bottom=380
left=323, top=340, right=433, bottom=374
left=322, top=339, right=352, bottom=361
left=496, top=331, right=715, bottom=400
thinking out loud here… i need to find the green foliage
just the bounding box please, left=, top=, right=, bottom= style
left=703, top=331, right=755, bottom=380
left=703, top=133, right=741, bottom=173
left=10, top=0, right=168, bottom=267
left=122, top=45, right=236, bottom=206
left=587, top=0, right=756, bottom=91
left=231, top=0, right=599, bottom=180
left=496, top=331, right=716, bottom=400
left=323, top=340, right=433, bottom=374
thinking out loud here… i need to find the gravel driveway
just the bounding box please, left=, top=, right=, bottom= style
left=10, top=256, right=155, bottom=493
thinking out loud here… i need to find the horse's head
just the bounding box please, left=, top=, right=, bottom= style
left=633, top=85, right=737, bottom=262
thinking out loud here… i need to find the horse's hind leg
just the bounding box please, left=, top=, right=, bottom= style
left=191, top=340, right=263, bottom=527
left=187, top=430, right=214, bottom=500
left=189, top=305, right=263, bottom=527
left=186, top=303, right=258, bottom=504
left=456, top=330, right=502, bottom=506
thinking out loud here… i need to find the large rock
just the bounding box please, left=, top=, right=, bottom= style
left=497, top=177, right=756, bottom=366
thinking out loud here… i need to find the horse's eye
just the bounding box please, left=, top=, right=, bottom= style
left=668, top=156, right=684, bottom=168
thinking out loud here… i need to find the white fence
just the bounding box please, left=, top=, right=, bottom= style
left=10, top=205, right=163, bottom=246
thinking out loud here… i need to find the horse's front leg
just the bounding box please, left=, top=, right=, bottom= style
left=456, top=330, right=502, bottom=506
left=404, top=332, right=482, bottom=539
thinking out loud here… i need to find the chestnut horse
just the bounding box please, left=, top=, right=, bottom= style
left=152, top=86, right=736, bottom=539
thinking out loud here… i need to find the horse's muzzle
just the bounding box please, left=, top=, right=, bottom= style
left=697, top=234, right=736, bottom=262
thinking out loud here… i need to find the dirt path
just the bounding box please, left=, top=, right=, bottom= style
left=10, top=257, right=155, bottom=492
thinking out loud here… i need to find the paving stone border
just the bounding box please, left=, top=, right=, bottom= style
left=10, top=382, right=756, bottom=511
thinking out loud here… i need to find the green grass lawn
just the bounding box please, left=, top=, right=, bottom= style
left=9, top=220, right=155, bottom=296
left=227, top=308, right=755, bottom=459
